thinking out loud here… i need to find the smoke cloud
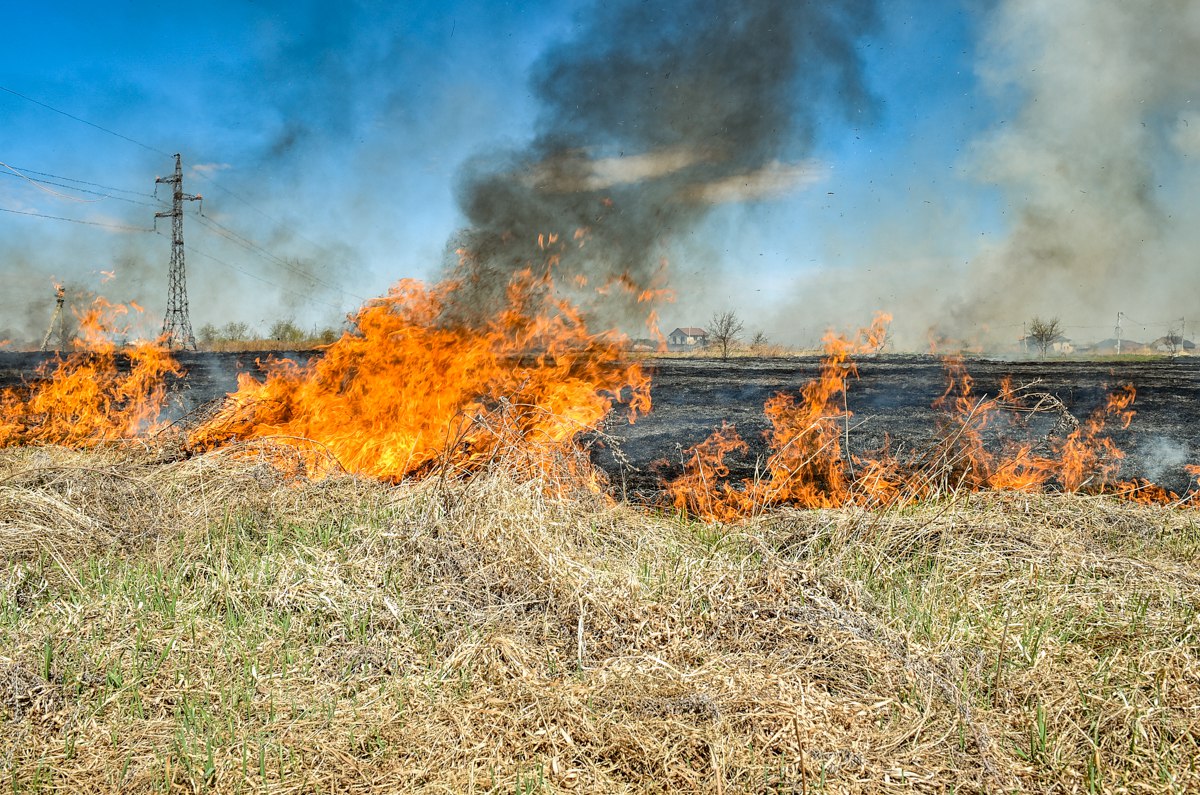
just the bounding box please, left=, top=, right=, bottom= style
left=945, top=0, right=1200, bottom=345
left=448, top=0, right=880, bottom=329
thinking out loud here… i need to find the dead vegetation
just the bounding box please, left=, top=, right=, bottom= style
left=1, top=446, right=1198, bottom=793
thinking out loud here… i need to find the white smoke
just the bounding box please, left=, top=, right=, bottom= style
left=945, top=0, right=1200, bottom=344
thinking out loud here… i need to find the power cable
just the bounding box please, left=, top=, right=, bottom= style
left=0, top=166, right=163, bottom=208
left=0, top=161, right=95, bottom=202
left=0, top=86, right=356, bottom=288
left=191, top=210, right=368, bottom=302
left=186, top=170, right=334, bottom=257
left=0, top=85, right=173, bottom=159
left=1, top=165, right=158, bottom=198
left=0, top=205, right=150, bottom=232
left=159, top=231, right=347, bottom=313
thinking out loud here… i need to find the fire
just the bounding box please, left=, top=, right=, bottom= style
left=0, top=299, right=181, bottom=447
left=1, top=271, right=1195, bottom=516
left=666, top=315, right=1197, bottom=521
left=0, top=252, right=651, bottom=492
left=187, top=266, right=651, bottom=485
left=925, top=363, right=1054, bottom=493
left=1045, top=384, right=1134, bottom=492
left=1186, top=465, right=1200, bottom=501
left=926, top=365, right=1145, bottom=497
left=666, top=312, right=906, bottom=517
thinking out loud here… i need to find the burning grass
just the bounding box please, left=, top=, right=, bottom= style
left=0, top=300, right=182, bottom=448
left=2, top=446, right=1199, bottom=792
left=1, top=271, right=1195, bottom=515
left=2, top=262, right=1199, bottom=790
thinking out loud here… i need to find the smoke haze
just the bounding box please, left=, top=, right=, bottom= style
left=952, top=0, right=1200, bottom=342
left=447, top=0, right=879, bottom=330
left=5, top=1, right=1199, bottom=352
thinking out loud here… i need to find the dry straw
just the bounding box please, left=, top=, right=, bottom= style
left=1, top=444, right=1198, bottom=792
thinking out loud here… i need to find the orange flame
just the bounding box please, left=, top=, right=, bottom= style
left=187, top=268, right=651, bottom=484
left=0, top=299, right=181, bottom=447
left=3, top=280, right=1194, bottom=515
left=664, top=315, right=1190, bottom=521
left=666, top=312, right=904, bottom=518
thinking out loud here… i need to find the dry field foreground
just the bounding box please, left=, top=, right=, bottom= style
left=1, top=446, right=1198, bottom=793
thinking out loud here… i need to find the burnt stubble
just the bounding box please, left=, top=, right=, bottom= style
left=2, top=351, right=1196, bottom=497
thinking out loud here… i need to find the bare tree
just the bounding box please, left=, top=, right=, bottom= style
left=1163, top=324, right=1184, bottom=357
left=750, top=330, right=769, bottom=352
left=707, top=311, right=744, bottom=360
left=1027, top=316, right=1061, bottom=359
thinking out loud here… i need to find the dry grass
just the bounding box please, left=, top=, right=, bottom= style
left=1, top=447, right=1198, bottom=793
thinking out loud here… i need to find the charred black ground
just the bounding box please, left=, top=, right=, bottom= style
left=615, top=356, right=1200, bottom=498
left=2, top=351, right=1195, bottom=498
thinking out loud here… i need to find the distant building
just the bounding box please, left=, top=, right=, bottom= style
left=1150, top=335, right=1196, bottom=354
left=1019, top=333, right=1073, bottom=355
left=667, top=327, right=709, bottom=348
left=1080, top=338, right=1149, bottom=355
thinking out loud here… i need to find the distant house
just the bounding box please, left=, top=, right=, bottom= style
left=667, top=327, right=709, bottom=348
left=1019, top=333, right=1073, bottom=355
left=1082, top=338, right=1149, bottom=355
left=1150, top=335, right=1196, bottom=354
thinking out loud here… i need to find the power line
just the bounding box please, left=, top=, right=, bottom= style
left=0, top=85, right=173, bottom=159
left=1, top=160, right=96, bottom=203
left=159, top=231, right=347, bottom=313
left=0, top=205, right=150, bottom=232
left=0, top=165, right=157, bottom=198
left=1, top=84, right=350, bottom=284
left=0, top=166, right=163, bottom=208
left=186, top=169, right=334, bottom=258
left=1, top=143, right=363, bottom=309
left=1, top=160, right=354, bottom=306
left=191, top=210, right=368, bottom=302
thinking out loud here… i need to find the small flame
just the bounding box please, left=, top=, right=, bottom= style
left=663, top=314, right=1188, bottom=520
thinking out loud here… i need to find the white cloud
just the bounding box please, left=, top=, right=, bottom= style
left=190, top=162, right=232, bottom=175
left=685, top=159, right=826, bottom=203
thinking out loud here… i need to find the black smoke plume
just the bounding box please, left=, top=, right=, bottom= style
left=448, top=0, right=879, bottom=329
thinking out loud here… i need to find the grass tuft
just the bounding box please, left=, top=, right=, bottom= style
left=1, top=447, right=1198, bottom=792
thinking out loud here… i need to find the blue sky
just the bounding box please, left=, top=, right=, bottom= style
left=2, top=1, right=1195, bottom=348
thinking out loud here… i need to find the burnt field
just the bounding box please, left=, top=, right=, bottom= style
left=2, top=351, right=1198, bottom=496
left=621, top=355, right=1200, bottom=497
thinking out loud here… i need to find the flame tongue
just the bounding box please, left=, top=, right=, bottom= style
left=1, top=282, right=1194, bottom=512
left=667, top=312, right=900, bottom=517
left=188, top=272, right=651, bottom=481
left=0, top=299, right=181, bottom=447
left=664, top=314, right=1189, bottom=520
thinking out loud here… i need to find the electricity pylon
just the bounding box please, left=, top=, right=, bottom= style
left=155, top=153, right=201, bottom=350
left=40, top=284, right=67, bottom=352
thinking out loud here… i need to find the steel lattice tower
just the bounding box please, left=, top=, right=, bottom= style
left=155, top=153, right=201, bottom=350
left=40, top=285, right=67, bottom=352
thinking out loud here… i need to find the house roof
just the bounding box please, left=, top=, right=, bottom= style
left=1087, top=338, right=1147, bottom=350
left=670, top=327, right=708, bottom=337
left=1150, top=335, right=1196, bottom=349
